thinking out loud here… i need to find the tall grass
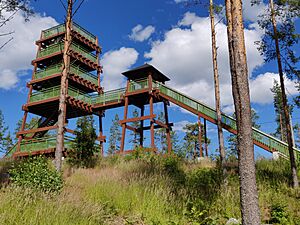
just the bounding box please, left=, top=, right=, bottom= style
left=0, top=156, right=299, bottom=224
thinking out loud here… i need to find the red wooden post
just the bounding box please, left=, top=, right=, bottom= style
left=120, top=80, right=130, bottom=152
left=163, top=101, right=172, bottom=154
left=198, top=115, right=203, bottom=157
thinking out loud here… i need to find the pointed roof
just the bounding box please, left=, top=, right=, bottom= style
left=122, top=64, right=170, bottom=82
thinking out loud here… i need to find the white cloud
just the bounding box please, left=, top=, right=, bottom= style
left=173, top=120, right=190, bottom=132
left=0, top=11, right=58, bottom=90
left=101, top=47, right=139, bottom=90
left=174, top=0, right=188, bottom=3
left=250, top=72, right=298, bottom=104
left=243, top=0, right=266, bottom=22
left=144, top=12, right=297, bottom=115
left=129, top=24, right=155, bottom=42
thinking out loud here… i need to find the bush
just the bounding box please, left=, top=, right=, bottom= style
left=9, top=156, right=63, bottom=193
left=269, top=203, right=291, bottom=225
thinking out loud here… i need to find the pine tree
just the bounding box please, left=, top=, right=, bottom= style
left=155, top=112, right=168, bottom=153
left=0, top=110, right=8, bottom=153
left=171, top=130, right=181, bottom=155
left=129, top=109, right=140, bottom=149
left=108, top=114, right=121, bottom=154
left=183, top=122, right=208, bottom=159
left=225, top=0, right=261, bottom=223
left=253, top=0, right=299, bottom=188
left=270, top=80, right=293, bottom=142
left=227, top=109, right=261, bottom=158
left=68, top=115, right=97, bottom=167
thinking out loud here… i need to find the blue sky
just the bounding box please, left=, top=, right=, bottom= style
left=0, top=0, right=299, bottom=156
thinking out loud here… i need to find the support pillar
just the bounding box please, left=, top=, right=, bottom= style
left=98, top=111, right=104, bottom=156
left=163, top=101, right=172, bottom=154
left=148, top=74, right=155, bottom=150
left=140, top=105, right=144, bottom=147
left=204, top=119, right=208, bottom=157
left=120, top=81, right=130, bottom=152
left=198, top=115, right=203, bottom=157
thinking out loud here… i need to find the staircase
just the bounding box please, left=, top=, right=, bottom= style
left=31, top=116, right=57, bottom=138
left=154, top=81, right=300, bottom=159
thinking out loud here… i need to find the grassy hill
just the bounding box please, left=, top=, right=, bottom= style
left=0, top=155, right=299, bottom=225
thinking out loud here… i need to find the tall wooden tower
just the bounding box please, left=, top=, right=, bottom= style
left=119, top=64, right=173, bottom=154
left=14, top=15, right=103, bottom=160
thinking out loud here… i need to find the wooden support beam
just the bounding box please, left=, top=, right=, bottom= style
left=153, top=119, right=169, bottom=129
left=204, top=119, right=208, bottom=157
left=119, top=114, right=156, bottom=124
left=17, top=125, right=58, bottom=136
left=141, top=123, right=174, bottom=131
left=125, top=124, right=138, bottom=132
left=140, top=105, right=144, bottom=147
left=198, top=115, right=203, bottom=157
left=120, top=87, right=129, bottom=152
left=163, top=101, right=172, bottom=154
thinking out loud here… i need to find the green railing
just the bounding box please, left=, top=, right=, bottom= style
left=73, top=22, right=96, bottom=43
left=33, top=63, right=98, bottom=85
left=41, top=24, right=65, bottom=39
left=34, top=64, right=62, bottom=80
left=30, top=86, right=61, bottom=102
left=128, top=78, right=149, bottom=92
left=37, top=42, right=97, bottom=64
left=70, top=42, right=97, bottom=63
left=69, top=65, right=98, bottom=85
left=41, top=23, right=97, bottom=43
left=92, top=88, right=125, bottom=105
left=29, top=86, right=94, bottom=105
left=7, top=137, right=74, bottom=156
left=68, top=86, right=93, bottom=104
left=37, top=43, right=64, bottom=58
left=155, top=82, right=300, bottom=159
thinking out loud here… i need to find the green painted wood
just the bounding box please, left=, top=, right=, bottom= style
left=41, top=23, right=96, bottom=43
left=37, top=43, right=97, bottom=64
left=155, top=81, right=300, bottom=159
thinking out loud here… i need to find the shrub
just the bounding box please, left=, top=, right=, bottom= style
left=9, top=156, right=63, bottom=193
left=269, top=203, right=291, bottom=225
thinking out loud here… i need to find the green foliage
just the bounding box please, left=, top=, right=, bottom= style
left=108, top=114, right=121, bottom=155
left=227, top=109, right=260, bottom=158
left=269, top=203, right=291, bottom=225
left=183, top=122, right=209, bottom=159
left=2, top=157, right=300, bottom=224
left=129, top=109, right=141, bottom=149
left=68, top=115, right=97, bottom=168
left=270, top=80, right=294, bottom=142
left=9, top=156, right=63, bottom=193
left=252, top=0, right=300, bottom=106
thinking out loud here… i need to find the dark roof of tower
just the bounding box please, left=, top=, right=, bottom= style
left=122, top=64, right=170, bottom=82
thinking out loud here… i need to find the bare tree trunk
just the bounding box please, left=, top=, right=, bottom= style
left=225, top=0, right=261, bottom=224
left=55, top=0, right=73, bottom=171
left=209, top=0, right=226, bottom=167
left=269, top=0, right=299, bottom=188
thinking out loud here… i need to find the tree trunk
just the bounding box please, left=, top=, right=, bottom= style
left=225, top=0, right=261, bottom=224
left=209, top=0, right=226, bottom=167
left=270, top=0, right=299, bottom=188
left=55, top=0, right=73, bottom=171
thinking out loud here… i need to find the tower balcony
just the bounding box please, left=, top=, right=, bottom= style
left=41, top=22, right=97, bottom=45
left=7, top=136, right=75, bottom=158
left=33, top=63, right=98, bottom=87
left=34, top=42, right=98, bottom=67
left=28, top=86, right=93, bottom=105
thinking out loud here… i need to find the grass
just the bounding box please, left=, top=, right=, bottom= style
left=0, top=155, right=300, bottom=224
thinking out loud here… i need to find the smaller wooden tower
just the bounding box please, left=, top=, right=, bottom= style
left=120, top=64, right=173, bottom=153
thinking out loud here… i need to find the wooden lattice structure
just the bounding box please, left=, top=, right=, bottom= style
left=6, top=25, right=300, bottom=159
left=13, top=22, right=104, bottom=158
